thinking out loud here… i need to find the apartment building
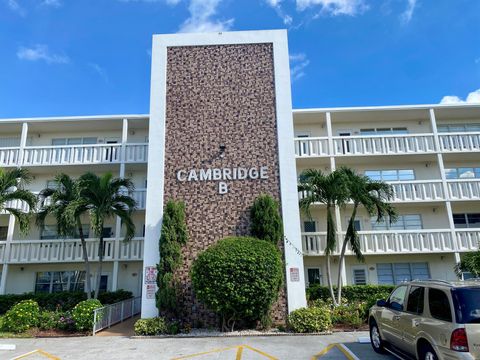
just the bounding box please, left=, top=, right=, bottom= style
left=0, top=104, right=478, bottom=299
left=295, top=104, right=480, bottom=288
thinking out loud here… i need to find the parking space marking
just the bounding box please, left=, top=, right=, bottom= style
left=171, top=344, right=278, bottom=360
left=11, top=349, right=60, bottom=360
left=311, top=343, right=359, bottom=360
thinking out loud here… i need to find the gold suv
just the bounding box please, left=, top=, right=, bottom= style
left=369, top=280, right=480, bottom=360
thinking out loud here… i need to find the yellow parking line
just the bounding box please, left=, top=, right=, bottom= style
left=236, top=346, right=244, bottom=360
left=12, top=349, right=60, bottom=360
left=242, top=345, right=278, bottom=360
left=311, top=343, right=356, bottom=360
left=171, top=345, right=239, bottom=360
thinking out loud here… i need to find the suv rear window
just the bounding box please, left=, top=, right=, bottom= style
left=428, top=288, right=452, bottom=322
left=452, top=287, right=480, bottom=324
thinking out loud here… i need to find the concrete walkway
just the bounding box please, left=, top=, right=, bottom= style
left=96, top=315, right=139, bottom=337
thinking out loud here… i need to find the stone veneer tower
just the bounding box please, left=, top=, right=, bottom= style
left=142, top=30, right=306, bottom=323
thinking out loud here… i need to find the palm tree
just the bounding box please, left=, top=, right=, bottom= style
left=0, top=168, right=37, bottom=234
left=298, top=169, right=349, bottom=306
left=37, top=173, right=93, bottom=298
left=74, top=172, right=136, bottom=299
left=335, top=167, right=397, bottom=304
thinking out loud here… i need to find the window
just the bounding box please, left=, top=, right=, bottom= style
left=52, top=137, right=97, bottom=146
left=445, top=167, right=480, bottom=179
left=428, top=288, right=452, bottom=322
left=353, top=268, right=367, bottom=285
left=41, top=224, right=89, bottom=239
left=365, top=169, right=415, bottom=181
left=377, top=263, right=430, bottom=285
left=371, top=214, right=422, bottom=230
left=46, top=180, right=59, bottom=190
left=406, top=286, right=425, bottom=314
left=0, top=227, right=7, bottom=241
left=360, top=127, right=408, bottom=135
left=102, top=227, right=113, bottom=238
left=35, top=271, right=86, bottom=293
left=388, top=285, right=408, bottom=311
left=438, top=124, right=480, bottom=133
left=453, top=213, right=480, bottom=229
left=307, top=268, right=322, bottom=286
left=303, top=221, right=317, bottom=233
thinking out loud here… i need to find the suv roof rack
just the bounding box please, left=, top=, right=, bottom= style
left=411, top=279, right=455, bottom=286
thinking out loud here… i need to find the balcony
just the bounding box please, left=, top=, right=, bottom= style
left=295, top=137, right=329, bottom=157
left=299, top=180, right=445, bottom=203
left=0, top=143, right=148, bottom=167
left=390, top=180, right=444, bottom=202
left=439, top=133, right=480, bottom=152
left=3, top=237, right=144, bottom=264
left=447, top=179, right=480, bottom=200
left=302, top=229, right=479, bottom=256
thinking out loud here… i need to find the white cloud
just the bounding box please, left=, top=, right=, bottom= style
left=17, top=45, right=69, bottom=64
left=5, top=0, right=26, bottom=16
left=264, top=0, right=293, bottom=25
left=178, top=0, right=233, bottom=33
left=41, top=0, right=62, bottom=7
left=296, top=0, right=367, bottom=16
left=88, top=63, right=108, bottom=83
left=400, top=0, right=416, bottom=24
left=290, top=53, right=310, bottom=82
left=440, top=89, right=480, bottom=104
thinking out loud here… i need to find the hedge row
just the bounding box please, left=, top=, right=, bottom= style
left=0, top=289, right=132, bottom=314
left=306, top=285, right=395, bottom=303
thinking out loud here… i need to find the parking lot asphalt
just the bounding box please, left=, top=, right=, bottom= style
left=0, top=331, right=399, bottom=360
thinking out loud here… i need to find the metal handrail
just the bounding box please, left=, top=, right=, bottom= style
left=92, top=296, right=141, bottom=335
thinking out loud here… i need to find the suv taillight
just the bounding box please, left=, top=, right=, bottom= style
left=451, top=328, right=469, bottom=352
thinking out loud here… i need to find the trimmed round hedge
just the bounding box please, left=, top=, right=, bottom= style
left=191, top=237, right=283, bottom=328
left=287, top=306, right=332, bottom=333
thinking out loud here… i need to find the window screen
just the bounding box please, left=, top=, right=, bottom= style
left=377, top=263, right=430, bottom=285
left=353, top=269, right=367, bottom=285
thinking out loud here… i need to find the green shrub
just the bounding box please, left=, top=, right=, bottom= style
left=97, top=290, right=133, bottom=305
left=37, top=310, right=75, bottom=331
left=72, top=299, right=102, bottom=331
left=287, top=306, right=332, bottom=333
left=3, top=300, right=40, bottom=333
left=156, top=200, right=188, bottom=316
left=306, top=285, right=394, bottom=303
left=134, top=317, right=168, bottom=336
left=191, top=237, right=283, bottom=331
left=331, top=303, right=365, bottom=328
left=250, top=194, right=283, bottom=245
left=0, top=290, right=133, bottom=315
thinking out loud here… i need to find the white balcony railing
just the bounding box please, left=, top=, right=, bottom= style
left=22, top=144, right=122, bottom=166
left=447, top=179, right=480, bottom=200
left=294, top=137, right=329, bottom=157
left=455, top=229, right=480, bottom=252
left=0, top=147, right=20, bottom=167
left=390, top=180, right=444, bottom=202
left=302, top=230, right=461, bottom=256
left=131, top=189, right=146, bottom=209
left=332, top=134, right=436, bottom=156
left=0, top=143, right=148, bottom=167
left=299, top=180, right=445, bottom=203
left=439, top=132, right=480, bottom=152
left=5, top=237, right=144, bottom=264
left=125, top=143, right=148, bottom=163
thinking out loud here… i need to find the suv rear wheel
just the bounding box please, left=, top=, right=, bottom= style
left=370, top=319, right=386, bottom=354
left=419, top=343, right=438, bottom=360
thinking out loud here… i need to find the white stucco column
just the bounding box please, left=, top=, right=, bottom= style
left=0, top=215, right=16, bottom=295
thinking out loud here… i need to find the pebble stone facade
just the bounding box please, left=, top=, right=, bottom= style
left=163, top=43, right=288, bottom=325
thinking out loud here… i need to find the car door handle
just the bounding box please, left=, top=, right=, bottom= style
left=413, top=320, right=420, bottom=327
left=394, top=316, right=401, bottom=321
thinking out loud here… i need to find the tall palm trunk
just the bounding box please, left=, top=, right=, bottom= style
left=336, top=204, right=358, bottom=305
left=77, top=218, right=92, bottom=299
left=94, top=233, right=104, bottom=300
left=325, top=204, right=338, bottom=306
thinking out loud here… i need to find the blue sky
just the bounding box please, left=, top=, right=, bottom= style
left=0, top=0, right=479, bottom=118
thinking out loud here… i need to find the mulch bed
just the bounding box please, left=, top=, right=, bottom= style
left=27, top=328, right=89, bottom=337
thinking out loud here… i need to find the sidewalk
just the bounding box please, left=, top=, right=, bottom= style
left=96, top=315, right=139, bottom=337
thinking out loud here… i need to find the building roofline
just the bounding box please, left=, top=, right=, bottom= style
left=293, top=103, right=480, bottom=113
left=0, top=114, right=149, bottom=124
